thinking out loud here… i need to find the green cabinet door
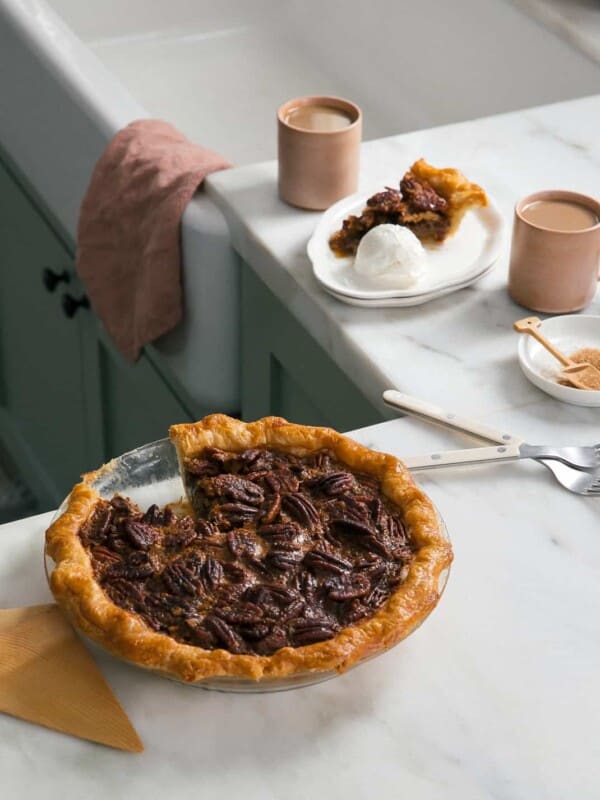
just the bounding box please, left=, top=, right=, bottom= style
left=0, top=159, right=89, bottom=505
left=83, top=327, right=195, bottom=460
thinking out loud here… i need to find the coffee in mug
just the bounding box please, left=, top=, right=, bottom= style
left=508, top=190, right=600, bottom=314
left=520, top=199, right=598, bottom=232
left=278, top=96, right=362, bottom=211
left=283, top=104, right=354, bottom=132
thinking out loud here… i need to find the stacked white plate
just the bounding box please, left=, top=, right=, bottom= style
left=307, top=182, right=505, bottom=308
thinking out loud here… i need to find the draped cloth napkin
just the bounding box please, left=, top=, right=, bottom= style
left=77, top=120, right=231, bottom=362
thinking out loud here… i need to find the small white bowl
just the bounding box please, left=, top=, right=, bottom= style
left=518, top=315, right=600, bottom=407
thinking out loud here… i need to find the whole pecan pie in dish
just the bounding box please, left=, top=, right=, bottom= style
left=46, top=416, right=452, bottom=685
left=329, top=158, right=488, bottom=256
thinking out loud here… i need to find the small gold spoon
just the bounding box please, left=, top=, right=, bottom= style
left=514, top=317, right=600, bottom=391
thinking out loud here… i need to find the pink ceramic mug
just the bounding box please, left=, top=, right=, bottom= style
left=277, top=95, right=362, bottom=210
left=508, top=189, right=600, bottom=313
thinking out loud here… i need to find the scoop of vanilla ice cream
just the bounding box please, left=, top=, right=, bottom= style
left=353, top=224, right=426, bottom=289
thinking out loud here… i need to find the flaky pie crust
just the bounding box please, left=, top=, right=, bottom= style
left=46, top=415, right=452, bottom=683
left=409, top=158, right=488, bottom=237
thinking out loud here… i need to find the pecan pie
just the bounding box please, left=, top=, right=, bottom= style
left=329, top=158, right=488, bottom=256
left=46, top=416, right=452, bottom=683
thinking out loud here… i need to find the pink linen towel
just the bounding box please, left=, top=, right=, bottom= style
left=77, top=119, right=231, bottom=362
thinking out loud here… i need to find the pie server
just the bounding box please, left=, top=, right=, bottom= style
left=382, top=390, right=600, bottom=472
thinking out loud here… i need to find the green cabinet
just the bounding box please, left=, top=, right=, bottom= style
left=0, top=156, right=197, bottom=511
left=85, top=327, right=195, bottom=461
left=0, top=158, right=91, bottom=505
left=241, top=267, right=385, bottom=430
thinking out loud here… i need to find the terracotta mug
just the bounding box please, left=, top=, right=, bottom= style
left=277, top=95, right=362, bottom=210
left=508, top=189, right=600, bottom=313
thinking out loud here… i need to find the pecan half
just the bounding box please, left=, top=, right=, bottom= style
left=216, top=602, right=264, bottom=625
left=211, top=474, right=265, bottom=505
left=289, top=619, right=338, bottom=647
left=122, top=519, right=157, bottom=550
left=184, top=618, right=216, bottom=648
left=329, top=517, right=374, bottom=538
left=244, top=584, right=297, bottom=607
left=253, top=625, right=288, bottom=655
left=90, top=545, right=121, bottom=566
left=162, top=559, right=199, bottom=596
left=307, top=472, right=354, bottom=496
left=263, top=469, right=299, bottom=494
left=282, top=493, right=320, bottom=526
left=143, top=504, right=163, bottom=525
left=261, top=493, right=282, bottom=524
left=303, top=548, right=352, bottom=575
left=165, top=528, right=198, bottom=551
left=222, top=562, right=248, bottom=583
left=400, top=173, right=448, bottom=213
left=204, top=616, right=246, bottom=654
left=110, top=495, right=135, bottom=514
left=226, top=530, right=258, bottom=559
left=200, top=556, right=224, bottom=591
left=337, top=495, right=371, bottom=523
left=279, top=598, right=306, bottom=622
left=326, top=573, right=370, bottom=601
left=266, top=550, right=303, bottom=572
left=309, top=451, right=333, bottom=471
left=195, top=519, right=216, bottom=537
left=104, top=577, right=145, bottom=607
left=104, top=562, right=154, bottom=581
left=259, top=522, right=300, bottom=539
left=366, top=187, right=404, bottom=213
left=81, top=504, right=113, bottom=546
left=185, top=457, right=219, bottom=477
left=238, top=622, right=271, bottom=641
left=365, top=582, right=390, bottom=610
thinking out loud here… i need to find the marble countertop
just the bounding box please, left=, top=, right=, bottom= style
left=2, top=96, right=599, bottom=798
left=206, top=95, right=600, bottom=439
left=1, top=412, right=599, bottom=799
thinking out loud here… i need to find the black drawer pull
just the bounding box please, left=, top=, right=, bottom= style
left=42, top=267, right=70, bottom=292
left=62, top=293, right=90, bottom=318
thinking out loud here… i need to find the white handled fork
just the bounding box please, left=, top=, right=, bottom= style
left=382, top=390, right=600, bottom=496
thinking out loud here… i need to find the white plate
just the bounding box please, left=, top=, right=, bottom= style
left=517, top=315, right=600, bottom=407
left=307, top=181, right=504, bottom=300
left=319, top=264, right=495, bottom=308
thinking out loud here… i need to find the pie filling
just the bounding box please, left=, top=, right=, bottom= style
left=329, top=169, right=451, bottom=257
left=80, top=447, right=415, bottom=656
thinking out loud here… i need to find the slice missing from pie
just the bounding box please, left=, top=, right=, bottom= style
left=46, top=415, right=452, bottom=684
left=329, top=158, right=488, bottom=257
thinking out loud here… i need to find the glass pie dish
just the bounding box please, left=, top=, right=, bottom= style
left=45, top=437, right=451, bottom=693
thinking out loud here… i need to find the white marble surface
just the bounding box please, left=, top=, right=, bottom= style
left=1, top=413, right=599, bottom=799
left=206, top=95, right=600, bottom=438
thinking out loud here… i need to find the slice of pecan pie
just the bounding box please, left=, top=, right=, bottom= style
left=46, top=416, right=452, bottom=683
left=329, top=158, right=488, bottom=256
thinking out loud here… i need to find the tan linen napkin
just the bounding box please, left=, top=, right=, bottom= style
left=77, top=119, right=231, bottom=362
left=0, top=604, right=143, bottom=752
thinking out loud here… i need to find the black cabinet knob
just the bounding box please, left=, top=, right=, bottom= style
left=42, top=267, right=70, bottom=292
left=62, top=293, right=90, bottom=318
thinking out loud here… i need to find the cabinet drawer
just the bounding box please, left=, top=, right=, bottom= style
left=0, top=158, right=89, bottom=503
